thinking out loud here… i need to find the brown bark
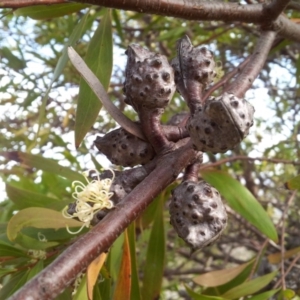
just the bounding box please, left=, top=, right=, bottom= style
left=1, top=0, right=299, bottom=42
left=9, top=140, right=197, bottom=300
left=225, top=30, right=277, bottom=98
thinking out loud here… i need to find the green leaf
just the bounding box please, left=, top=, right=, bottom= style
left=296, top=54, right=300, bottom=85
left=221, top=271, right=278, bottom=299
left=128, top=222, right=141, bottom=300
left=185, top=285, right=229, bottom=300
left=0, top=240, right=27, bottom=257
left=112, top=9, right=124, bottom=43
left=15, top=232, right=58, bottom=250
left=55, top=287, right=73, bottom=300
left=193, top=260, right=253, bottom=287
left=204, top=260, right=255, bottom=296
left=201, top=169, right=278, bottom=242
left=1, top=151, right=83, bottom=181
left=247, top=289, right=280, bottom=300
left=31, top=10, right=92, bottom=150
left=284, top=174, right=300, bottom=190
left=6, top=183, right=68, bottom=210
left=14, top=3, right=88, bottom=20
left=0, top=270, right=29, bottom=299
left=75, top=8, right=113, bottom=147
left=279, top=289, right=295, bottom=300
left=137, top=194, right=160, bottom=230
left=73, top=274, right=89, bottom=300
left=69, top=47, right=144, bottom=140
left=27, top=260, right=44, bottom=281
left=141, top=196, right=165, bottom=300
left=0, top=47, right=26, bottom=71
left=7, top=207, right=83, bottom=242
left=0, top=268, right=16, bottom=278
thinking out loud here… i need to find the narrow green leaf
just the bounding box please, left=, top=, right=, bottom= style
left=185, top=285, right=229, bottom=300
left=32, top=10, right=92, bottom=149
left=0, top=47, right=26, bottom=71
left=90, top=154, right=104, bottom=171
left=247, top=289, right=280, bottom=300
left=296, top=54, right=300, bottom=85
left=15, top=233, right=58, bottom=250
left=2, top=151, right=83, bottom=181
left=73, top=274, right=89, bottom=300
left=201, top=169, right=278, bottom=242
left=128, top=222, right=141, bottom=300
left=6, top=183, right=67, bottom=210
left=14, top=3, right=88, bottom=20
left=0, top=270, right=29, bottom=299
left=7, top=207, right=83, bottom=242
left=137, top=194, right=160, bottom=230
left=27, top=260, right=44, bottom=281
left=112, top=9, right=124, bottom=43
left=0, top=240, right=27, bottom=257
left=284, top=174, right=300, bottom=190
left=0, top=268, right=16, bottom=278
left=75, top=8, right=113, bottom=147
left=193, top=260, right=253, bottom=287
left=221, top=271, right=278, bottom=299
left=93, top=284, right=102, bottom=300
left=98, top=254, right=112, bottom=300
left=204, top=260, right=255, bottom=296
left=55, top=287, right=73, bottom=300
left=280, top=289, right=296, bottom=300
left=69, top=47, right=144, bottom=140
left=141, top=196, right=165, bottom=300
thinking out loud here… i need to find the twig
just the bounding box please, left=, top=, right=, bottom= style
left=1, top=1, right=300, bottom=42
left=183, top=153, right=203, bottom=182
left=0, top=0, right=66, bottom=6
left=9, top=140, right=198, bottom=300
left=202, top=56, right=252, bottom=102
left=263, top=0, right=291, bottom=21
left=225, top=30, right=276, bottom=98
left=139, top=108, right=173, bottom=153
left=279, top=191, right=297, bottom=290
left=249, top=239, right=269, bottom=279
left=200, top=155, right=300, bottom=170
left=274, top=253, right=300, bottom=289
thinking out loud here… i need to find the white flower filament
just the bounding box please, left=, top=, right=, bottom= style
left=63, top=169, right=115, bottom=234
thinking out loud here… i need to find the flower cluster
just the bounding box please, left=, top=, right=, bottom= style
left=63, top=169, right=115, bottom=234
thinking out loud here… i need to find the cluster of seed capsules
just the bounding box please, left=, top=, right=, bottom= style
left=95, top=36, right=255, bottom=250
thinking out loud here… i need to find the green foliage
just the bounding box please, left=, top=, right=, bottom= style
left=201, top=169, right=278, bottom=242
left=0, top=2, right=300, bottom=300
left=75, top=8, right=113, bottom=147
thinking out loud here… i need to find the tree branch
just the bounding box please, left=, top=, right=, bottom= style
left=202, top=55, right=252, bottom=102
left=9, top=140, right=197, bottom=300
left=73, top=0, right=300, bottom=42
left=1, top=0, right=300, bottom=42
left=200, top=155, right=300, bottom=170
left=225, top=30, right=276, bottom=98
left=263, top=0, right=291, bottom=21
left=0, top=0, right=66, bottom=6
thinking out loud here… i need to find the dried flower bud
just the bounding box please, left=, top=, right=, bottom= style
left=94, top=127, right=155, bottom=167
left=123, top=44, right=176, bottom=111
left=187, top=93, right=255, bottom=153
left=171, top=35, right=216, bottom=107
left=169, top=180, right=227, bottom=250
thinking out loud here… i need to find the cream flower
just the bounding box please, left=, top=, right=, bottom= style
left=63, top=169, right=115, bottom=234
